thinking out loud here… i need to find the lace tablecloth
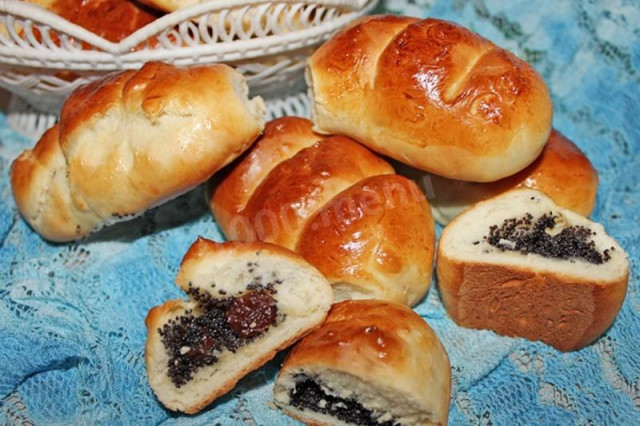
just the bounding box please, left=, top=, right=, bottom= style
left=1, top=0, right=638, bottom=424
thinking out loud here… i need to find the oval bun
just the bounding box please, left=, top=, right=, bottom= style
left=309, top=15, right=553, bottom=182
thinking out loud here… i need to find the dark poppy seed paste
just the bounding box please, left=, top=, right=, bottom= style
left=289, top=375, right=400, bottom=426
left=159, top=287, right=278, bottom=387
left=485, top=213, right=611, bottom=264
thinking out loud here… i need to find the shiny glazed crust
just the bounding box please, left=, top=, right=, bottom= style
left=297, top=174, right=435, bottom=307
left=309, top=15, right=553, bottom=182
left=11, top=62, right=265, bottom=241
left=25, top=0, right=160, bottom=43
left=426, top=129, right=600, bottom=224
left=274, top=300, right=451, bottom=425
left=210, top=117, right=436, bottom=306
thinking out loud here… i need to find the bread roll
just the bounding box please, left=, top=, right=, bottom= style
left=211, top=117, right=436, bottom=307
left=308, top=15, right=553, bottom=182
left=145, top=238, right=333, bottom=413
left=24, top=0, right=160, bottom=44
left=273, top=300, right=451, bottom=426
left=418, top=129, right=599, bottom=225
left=437, top=188, right=629, bottom=351
left=11, top=62, right=265, bottom=241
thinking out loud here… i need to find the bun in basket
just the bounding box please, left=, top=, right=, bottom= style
left=437, top=188, right=629, bottom=351
left=11, top=61, right=265, bottom=242
left=308, top=15, right=553, bottom=182
left=211, top=117, right=436, bottom=307
left=423, top=129, right=599, bottom=225
left=145, top=238, right=333, bottom=413
left=274, top=300, right=451, bottom=426
left=25, top=0, right=161, bottom=44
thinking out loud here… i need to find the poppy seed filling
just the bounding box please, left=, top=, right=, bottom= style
left=484, top=212, right=612, bottom=264
left=158, top=274, right=280, bottom=387
left=289, top=374, right=400, bottom=426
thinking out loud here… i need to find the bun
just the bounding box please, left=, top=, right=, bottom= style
left=437, top=188, right=629, bottom=351
left=415, top=129, right=599, bottom=225
left=137, top=0, right=199, bottom=13
left=308, top=15, right=553, bottom=182
left=210, top=117, right=436, bottom=307
left=145, top=238, right=333, bottom=413
left=25, top=0, right=160, bottom=44
left=11, top=61, right=265, bottom=241
left=273, top=300, right=451, bottom=426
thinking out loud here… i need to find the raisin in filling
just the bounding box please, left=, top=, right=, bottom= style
left=158, top=287, right=277, bottom=387
left=484, top=213, right=613, bottom=264
left=289, top=375, right=400, bottom=426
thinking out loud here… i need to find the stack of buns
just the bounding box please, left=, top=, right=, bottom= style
left=210, top=116, right=436, bottom=308
left=8, top=11, right=630, bottom=423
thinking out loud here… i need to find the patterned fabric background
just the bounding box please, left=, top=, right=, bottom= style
left=0, top=0, right=638, bottom=424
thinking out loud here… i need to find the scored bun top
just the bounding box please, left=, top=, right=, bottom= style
left=428, top=129, right=600, bottom=224
left=309, top=15, right=553, bottom=182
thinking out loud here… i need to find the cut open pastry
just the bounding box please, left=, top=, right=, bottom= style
left=274, top=300, right=451, bottom=425
left=145, top=238, right=333, bottom=413
left=437, top=188, right=629, bottom=351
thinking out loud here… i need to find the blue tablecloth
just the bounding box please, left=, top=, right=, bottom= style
left=1, top=0, right=638, bottom=424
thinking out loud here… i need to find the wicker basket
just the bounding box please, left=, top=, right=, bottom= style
left=0, top=0, right=376, bottom=137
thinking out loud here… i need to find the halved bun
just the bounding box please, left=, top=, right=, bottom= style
left=145, top=238, right=333, bottom=413
left=437, top=189, right=628, bottom=351
left=274, top=300, right=451, bottom=425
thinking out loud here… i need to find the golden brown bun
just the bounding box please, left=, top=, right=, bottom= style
left=308, top=15, right=553, bottom=182
left=137, top=0, right=199, bottom=13
left=145, top=238, right=333, bottom=413
left=419, top=129, right=599, bottom=224
left=211, top=117, right=436, bottom=306
left=297, top=174, right=435, bottom=306
left=211, top=116, right=394, bottom=250
left=24, top=0, right=161, bottom=44
left=273, top=300, right=451, bottom=425
left=11, top=62, right=265, bottom=241
left=436, top=189, right=629, bottom=352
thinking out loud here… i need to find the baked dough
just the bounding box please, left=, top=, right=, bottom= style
left=145, top=238, right=333, bottom=413
left=437, top=188, right=629, bottom=351
left=11, top=62, right=265, bottom=241
left=274, top=300, right=451, bottom=425
left=211, top=117, right=436, bottom=307
left=404, top=129, right=599, bottom=225
left=308, top=15, right=553, bottom=182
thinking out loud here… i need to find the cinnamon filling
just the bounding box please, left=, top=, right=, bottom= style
left=484, top=213, right=613, bottom=264
left=289, top=374, right=400, bottom=426
left=159, top=286, right=278, bottom=387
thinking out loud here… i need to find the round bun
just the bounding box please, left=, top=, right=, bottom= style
left=308, top=15, right=553, bottom=182
left=274, top=299, right=451, bottom=426
left=421, top=130, right=599, bottom=225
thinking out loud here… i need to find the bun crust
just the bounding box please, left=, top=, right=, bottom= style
left=297, top=174, right=435, bottom=306
left=211, top=117, right=435, bottom=306
left=25, top=0, right=160, bottom=44
left=11, top=62, right=265, bottom=241
left=145, top=238, right=333, bottom=413
left=274, top=300, right=451, bottom=425
left=436, top=189, right=629, bottom=351
left=309, top=15, right=553, bottom=182
left=425, top=129, right=600, bottom=224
